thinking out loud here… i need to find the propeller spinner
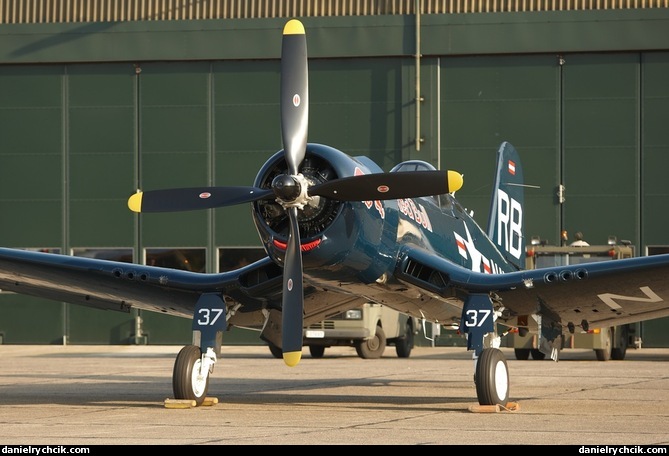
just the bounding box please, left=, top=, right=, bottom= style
left=126, top=19, right=464, bottom=368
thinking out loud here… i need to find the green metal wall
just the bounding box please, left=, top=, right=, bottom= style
left=562, top=54, right=639, bottom=245
left=437, top=52, right=669, bottom=250
left=439, top=54, right=560, bottom=240
left=0, top=55, right=412, bottom=344
left=0, top=12, right=668, bottom=345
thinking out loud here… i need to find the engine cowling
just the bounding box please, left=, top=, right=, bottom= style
left=252, top=144, right=394, bottom=283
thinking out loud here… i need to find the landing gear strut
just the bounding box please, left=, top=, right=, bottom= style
left=461, top=293, right=511, bottom=406
left=172, top=293, right=225, bottom=405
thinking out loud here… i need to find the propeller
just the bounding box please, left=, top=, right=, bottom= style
left=127, top=170, right=463, bottom=213
left=127, top=19, right=465, bottom=368
left=276, top=19, right=309, bottom=367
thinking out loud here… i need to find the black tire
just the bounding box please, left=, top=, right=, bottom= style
left=475, top=348, right=510, bottom=406
left=595, top=327, right=613, bottom=361
left=610, top=346, right=626, bottom=360
left=355, top=325, right=386, bottom=359
left=268, top=342, right=282, bottom=359
left=530, top=349, right=546, bottom=360
left=309, top=345, right=325, bottom=358
left=172, top=345, right=209, bottom=406
left=514, top=348, right=530, bottom=360
left=611, top=326, right=628, bottom=360
left=395, top=320, right=414, bottom=358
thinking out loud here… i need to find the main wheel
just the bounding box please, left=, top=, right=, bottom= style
left=475, top=348, right=510, bottom=406
left=395, top=320, right=414, bottom=358
left=355, top=325, right=386, bottom=359
left=173, top=345, right=210, bottom=406
left=309, top=345, right=325, bottom=358
left=514, top=348, right=530, bottom=360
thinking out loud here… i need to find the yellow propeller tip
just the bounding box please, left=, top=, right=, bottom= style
left=283, top=351, right=302, bottom=367
left=283, top=19, right=305, bottom=36
left=128, top=191, right=143, bottom=213
left=447, top=170, right=464, bottom=193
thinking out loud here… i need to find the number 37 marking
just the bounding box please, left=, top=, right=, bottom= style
left=197, top=308, right=224, bottom=326
left=463, top=309, right=492, bottom=328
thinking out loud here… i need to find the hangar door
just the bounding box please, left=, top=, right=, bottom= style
left=561, top=54, right=639, bottom=247
left=439, top=52, right=665, bottom=250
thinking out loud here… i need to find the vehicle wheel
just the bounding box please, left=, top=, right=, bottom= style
left=474, top=348, right=510, bottom=406
left=268, top=342, right=282, bottom=359
left=355, top=325, right=386, bottom=359
left=611, top=326, right=628, bottom=360
left=395, top=320, right=414, bottom=358
left=595, top=327, right=613, bottom=361
left=172, top=345, right=209, bottom=406
left=530, top=349, right=546, bottom=360
left=309, top=345, right=325, bottom=358
left=514, top=348, right=530, bottom=360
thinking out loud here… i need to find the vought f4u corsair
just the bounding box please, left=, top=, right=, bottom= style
left=2, top=19, right=669, bottom=407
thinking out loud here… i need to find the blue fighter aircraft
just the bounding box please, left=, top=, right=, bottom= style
left=2, top=19, right=669, bottom=407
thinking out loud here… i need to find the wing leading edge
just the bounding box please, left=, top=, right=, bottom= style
left=0, top=248, right=279, bottom=320
left=395, top=244, right=669, bottom=330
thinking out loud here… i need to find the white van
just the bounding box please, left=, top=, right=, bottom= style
left=268, top=303, right=419, bottom=359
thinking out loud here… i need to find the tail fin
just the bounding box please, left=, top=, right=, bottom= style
left=486, top=142, right=525, bottom=270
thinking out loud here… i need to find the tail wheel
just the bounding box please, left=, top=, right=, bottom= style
left=475, top=348, right=510, bottom=406
left=173, top=345, right=210, bottom=406
left=355, top=325, right=386, bottom=359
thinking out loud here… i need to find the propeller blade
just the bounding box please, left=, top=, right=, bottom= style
left=277, top=19, right=309, bottom=367
left=280, top=19, right=308, bottom=175
left=281, top=207, right=304, bottom=367
left=310, top=170, right=464, bottom=201
left=127, top=187, right=273, bottom=213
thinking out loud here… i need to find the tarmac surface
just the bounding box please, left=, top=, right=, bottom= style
left=0, top=344, right=668, bottom=446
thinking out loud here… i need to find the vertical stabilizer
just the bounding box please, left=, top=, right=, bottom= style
left=486, top=142, right=525, bottom=270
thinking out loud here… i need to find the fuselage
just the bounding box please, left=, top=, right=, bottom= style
left=251, top=143, right=518, bottom=324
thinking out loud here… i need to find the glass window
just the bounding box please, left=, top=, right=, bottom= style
left=144, top=248, right=206, bottom=272
left=23, top=248, right=62, bottom=254
left=72, top=247, right=133, bottom=263
left=569, top=255, right=614, bottom=265
left=218, top=247, right=266, bottom=272
left=390, top=160, right=436, bottom=173
left=535, top=254, right=568, bottom=268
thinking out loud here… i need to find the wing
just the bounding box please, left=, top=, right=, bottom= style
left=395, top=245, right=669, bottom=330
left=0, top=248, right=281, bottom=321
left=0, top=247, right=368, bottom=332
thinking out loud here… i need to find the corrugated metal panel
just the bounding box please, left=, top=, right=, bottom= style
left=0, top=0, right=667, bottom=24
